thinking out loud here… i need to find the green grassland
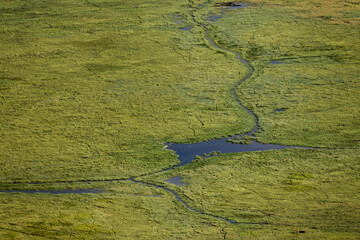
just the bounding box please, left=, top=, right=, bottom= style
left=0, top=182, right=245, bottom=239
left=0, top=0, right=252, bottom=182
left=1, top=0, right=359, bottom=239
left=141, top=148, right=360, bottom=238
left=203, top=0, right=360, bottom=148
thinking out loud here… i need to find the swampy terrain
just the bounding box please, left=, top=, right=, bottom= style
left=0, top=0, right=359, bottom=239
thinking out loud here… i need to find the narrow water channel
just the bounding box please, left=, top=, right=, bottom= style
left=130, top=178, right=267, bottom=225
left=0, top=188, right=103, bottom=194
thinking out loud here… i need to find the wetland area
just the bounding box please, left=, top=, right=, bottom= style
left=0, top=0, right=359, bottom=239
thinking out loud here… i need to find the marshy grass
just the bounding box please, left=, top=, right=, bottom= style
left=0, top=0, right=252, bottom=183
left=204, top=0, right=360, bottom=148
left=140, top=148, right=360, bottom=238
left=0, top=0, right=359, bottom=238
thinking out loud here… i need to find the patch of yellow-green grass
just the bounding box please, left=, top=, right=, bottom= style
left=0, top=0, right=253, bottom=183
left=141, top=148, right=360, bottom=239
left=201, top=0, right=360, bottom=148
left=1, top=0, right=359, bottom=238
left=0, top=181, right=275, bottom=240
left=0, top=182, right=222, bottom=239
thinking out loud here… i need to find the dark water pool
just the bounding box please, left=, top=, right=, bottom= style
left=226, top=3, right=249, bottom=9
left=270, top=60, right=282, bottom=64
left=206, top=12, right=224, bottom=22
left=180, top=26, right=192, bottom=30
left=167, top=139, right=304, bottom=167
left=269, top=60, right=290, bottom=65
left=165, top=176, right=185, bottom=186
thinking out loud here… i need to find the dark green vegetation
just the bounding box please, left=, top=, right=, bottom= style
left=1, top=0, right=359, bottom=239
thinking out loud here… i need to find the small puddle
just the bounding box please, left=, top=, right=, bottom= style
left=165, top=176, right=185, bottom=186
left=180, top=26, right=192, bottom=30
left=206, top=2, right=248, bottom=23
left=269, top=60, right=290, bottom=65
left=226, top=3, right=249, bottom=9
left=0, top=188, right=103, bottom=194
left=198, top=3, right=207, bottom=9
left=273, top=108, right=285, bottom=113
left=174, top=13, right=184, bottom=24
left=206, top=12, right=224, bottom=22
left=215, top=2, right=249, bottom=9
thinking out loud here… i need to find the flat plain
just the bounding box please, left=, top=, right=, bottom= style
left=0, top=0, right=359, bottom=239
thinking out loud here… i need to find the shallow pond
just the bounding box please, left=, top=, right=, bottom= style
left=165, top=176, right=185, bottom=186
left=167, top=139, right=303, bottom=167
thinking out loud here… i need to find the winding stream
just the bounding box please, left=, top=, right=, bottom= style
left=130, top=1, right=306, bottom=224
left=1, top=1, right=306, bottom=225
left=130, top=178, right=267, bottom=225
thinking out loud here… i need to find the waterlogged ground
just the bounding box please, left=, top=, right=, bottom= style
left=0, top=0, right=359, bottom=239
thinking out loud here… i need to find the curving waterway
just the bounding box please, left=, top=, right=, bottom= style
left=1, top=1, right=307, bottom=225
left=130, top=1, right=307, bottom=224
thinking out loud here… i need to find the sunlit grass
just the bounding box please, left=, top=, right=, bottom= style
left=0, top=0, right=359, bottom=238
left=0, top=182, right=242, bottom=239
left=0, top=0, right=252, bottom=182
left=204, top=0, right=360, bottom=148
left=141, top=148, right=360, bottom=238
